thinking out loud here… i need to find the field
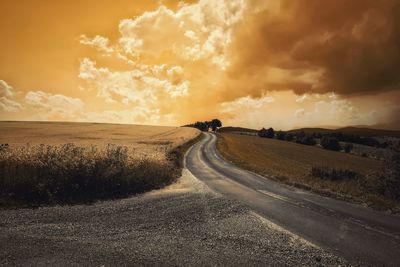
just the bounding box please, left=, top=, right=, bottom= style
left=288, top=126, right=400, bottom=138
left=0, top=121, right=199, bottom=207
left=217, top=133, right=399, bottom=210
left=0, top=121, right=198, bottom=158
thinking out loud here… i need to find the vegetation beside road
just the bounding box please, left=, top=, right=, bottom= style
left=0, top=122, right=200, bottom=208
left=217, top=133, right=400, bottom=211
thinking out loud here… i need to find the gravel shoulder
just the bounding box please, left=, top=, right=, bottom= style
left=0, top=169, right=348, bottom=266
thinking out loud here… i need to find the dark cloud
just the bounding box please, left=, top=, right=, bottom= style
left=228, top=0, right=400, bottom=95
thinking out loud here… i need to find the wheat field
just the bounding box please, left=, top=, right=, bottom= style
left=0, top=121, right=198, bottom=160
left=0, top=121, right=199, bottom=207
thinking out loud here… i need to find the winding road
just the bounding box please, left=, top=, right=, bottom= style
left=185, top=133, right=400, bottom=266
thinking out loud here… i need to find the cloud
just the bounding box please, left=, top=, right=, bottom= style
left=79, top=58, right=189, bottom=103
left=84, top=109, right=176, bottom=126
left=294, top=109, right=305, bottom=118
left=118, top=0, right=246, bottom=69
left=228, top=0, right=400, bottom=95
left=0, top=80, right=21, bottom=112
left=80, top=35, right=114, bottom=55
left=74, top=0, right=400, bottom=128
left=0, top=80, right=13, bottom=97
left=219, top=90, right=400, bottom=130
left=24, top=91, right=85, bottom=120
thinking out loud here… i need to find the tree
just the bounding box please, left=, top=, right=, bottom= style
left=297, top=135, right=317, bottom=146
left=258, top=128, right=267, bottom=137
left=320, top=136, right=342, bottom=151
left=258, top=127, right=274, bottom=138
left=184, top=119, right=222, bottom=132
left=193, top=121, right=209, bottom=131
left=276, top=131, right=286, bottom=140
left=344, top=143, right=353, bottom=153
left=209, top=119, right=222, bottom=132
left=285, top=133, right=294, bottom=142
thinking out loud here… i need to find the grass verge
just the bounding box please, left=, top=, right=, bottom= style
left=0, top=132, right=201, bottom=209
left=217, top=133, right=399, bottom=212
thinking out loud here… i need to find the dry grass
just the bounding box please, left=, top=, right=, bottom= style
left=0, top=121, right=198, bottom=155
left=217, top=133, right=399, bottom=210
left=0, top=121, right=200, bottom=208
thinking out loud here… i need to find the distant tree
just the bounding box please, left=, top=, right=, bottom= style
left=285, top=133, right=294, bottom=142
left=258, top=128, right=267, bottom=137
left=320, top=136, right=342, bottom=151
left=184, top=119, right=222, bottom=132
left=258, top=127, right=274, bottom=138
left=297, top=131, right=306, bottom=139
left=276, top=131, right=286, bottom=140
left=267, top=128, right=275, bottom=138
left=297, top=136, right=317, bottom=146
left=192, top=121, right=209, bottom=132
left=209, top=119, right=222, bottom=132
left=344, top=143, right=353, bottom=153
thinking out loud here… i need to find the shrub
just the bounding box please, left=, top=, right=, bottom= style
left=0, top=143, right=178, bottom=206
left=258, top=127, right=274, bottom=138
left=310, top=166, right=360, bottom=181
left=276, top=131, right=286, bottom=140
left=361, top=153, right=400, bottom=201
left=344, top=143, right=353, bottom=153
left=320, top=136, right=342, bottom=151
left=285, top=133, right=294, bottom=142
left=296, top=136, right=317, bottom=146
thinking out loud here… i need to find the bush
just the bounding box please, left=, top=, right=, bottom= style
left=296, top=136, right=317, bottom=146
left=344, top=143, right=353, bottom=153
left=285, top=133, right=294, bottom=142
left=0, top=143, right=178, bottom=206
left=310, top=166, right=360, bottom=181
left=276, top=131, right=286, bottom=140
left=258, top=127, right=274, bottom=138
left=320, top=136, right=342, bottom=151
left=361, top=153, right=400, bottom=201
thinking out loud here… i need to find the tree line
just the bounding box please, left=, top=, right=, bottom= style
left=257, top=127, right=390, bottom=152
left=184, top=119, right=222, bottom=132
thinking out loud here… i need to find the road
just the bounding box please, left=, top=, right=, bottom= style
left=185, top=132, right=400, bottom=266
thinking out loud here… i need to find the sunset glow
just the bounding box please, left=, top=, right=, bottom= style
left=1, top=0, right=399, bottom=130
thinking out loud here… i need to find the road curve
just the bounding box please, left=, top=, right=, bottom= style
left=185, top=132, right=400, bottom=266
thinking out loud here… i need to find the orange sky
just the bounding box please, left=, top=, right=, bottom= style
left=1, top=0, right=399, bottom=130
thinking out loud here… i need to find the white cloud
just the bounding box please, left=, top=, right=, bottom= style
left=294, top=108, right=305, bottom=118
left=0, top=80, right=21, bottom=112
left=221, top=95, right=275, bottom=112
left=117, top=0, right=246, bottom=69
left=220, top=91, right=380, bottom=130
left=295, top=94, right=309, bottom=103
left=80, top=35, right=114, bottom=55
left=0, top=80, right=13, bottom=97
left=79, top=58, right=189, bottom=107
left=84, top=109, right=176, bottom=126
left=25, top=91, right=84, bottom=120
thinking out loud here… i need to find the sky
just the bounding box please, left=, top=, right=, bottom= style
left=1, top=0, right=400, bottom=130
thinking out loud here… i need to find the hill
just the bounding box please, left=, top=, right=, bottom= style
left=288, top=126, right=400, bottom=138
left=219, top=126, right=258, bottom=133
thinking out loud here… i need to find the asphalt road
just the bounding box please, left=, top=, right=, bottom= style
left=185, top=132, right=400, bottom=266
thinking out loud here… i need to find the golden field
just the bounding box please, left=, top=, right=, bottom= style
left=0, top=121, right=199, bottom=160
left=217, top=133, right=398, bottom=209
left=0, top=121, right=199, bottom=207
